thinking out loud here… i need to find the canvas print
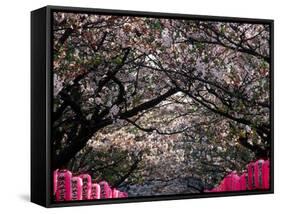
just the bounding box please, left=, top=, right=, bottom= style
left=52, top=11, right=271, bottom=202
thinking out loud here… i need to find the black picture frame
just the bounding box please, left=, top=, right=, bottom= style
left=31, top=5, right=274, bottom=208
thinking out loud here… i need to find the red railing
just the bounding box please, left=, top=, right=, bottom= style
left=53, top=169, right=128, bottom=201
left=205, top=159, right=270, bottom=192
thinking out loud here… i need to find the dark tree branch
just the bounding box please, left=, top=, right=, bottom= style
left=96, top=48, right=131, bottom=93
left=238, top=134, right=268, bottom=158
left=54, top=28, right=74, bottom=53
left=59, top=91, right=89, bottom=126
left=183, top=35, right=270, bottom=63
left=120, top=88, right=178, bottom=119
left=53, top=102, right=68, bottom=122
left=53, top=88, right=179, bottom=169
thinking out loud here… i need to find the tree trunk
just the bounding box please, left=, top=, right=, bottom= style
left=52, top=128, right=91, bottom=169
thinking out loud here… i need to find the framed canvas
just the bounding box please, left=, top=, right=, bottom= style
left=31, top=5, right=274, bottom=207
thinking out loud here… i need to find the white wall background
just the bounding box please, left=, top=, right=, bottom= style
left=0, top=0, right=279, bottom=212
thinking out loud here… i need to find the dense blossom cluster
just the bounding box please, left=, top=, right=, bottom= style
left=52, top=12, right=270, bottom=196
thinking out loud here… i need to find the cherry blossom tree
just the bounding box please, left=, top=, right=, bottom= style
left=52, top=12, right=270, bottom=194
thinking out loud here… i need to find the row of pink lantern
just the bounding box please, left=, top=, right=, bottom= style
left=53, top=169, right=128, bottom=201
left=205, top=159, right=270, bottom=192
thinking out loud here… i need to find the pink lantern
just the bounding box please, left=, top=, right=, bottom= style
left=217, top=172, right=240, bottom=192
left=99, top=181, right=112, bottom=199
left=230, top=173, right=241, bottom=191
left=222, top=174, right=232, bottom=191
left=79, top=174, right=92, bottom=200
left=254, top=160, right=262, bottom=189
left=112, top=188, right=119, bottom=198
left=247, top=162, right=255, bottom=190
left=262, top=160, right=270, bottom=189
left=91, top=183, right=101, bottom=199
left=55, top=170, right=72, bottom=201
left=53, top=169, right=58, bottom=195
left=118, top=192, right=128, bottom=198
left=71, top=177, right=83, bottom=200
left=239, top=173, right=247, bottom=190
left=213, top=183, right=222, bottom=192
left=204, top=159, right=270, bottom=193
left=204, top=187, right=217, bottom=193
